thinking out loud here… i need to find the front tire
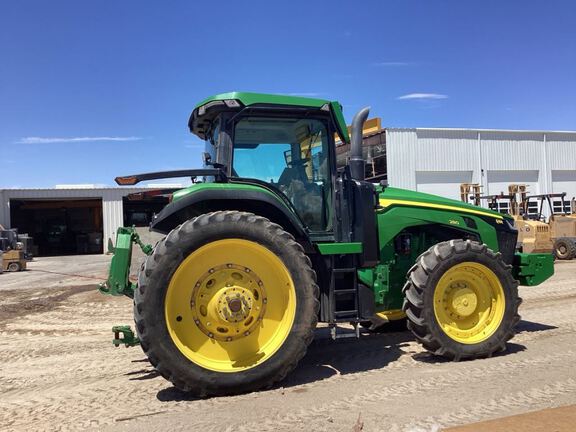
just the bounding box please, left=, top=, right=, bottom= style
left=135, top=211, right=319, bottom=396
left=403, top=239, right=521, bottom=360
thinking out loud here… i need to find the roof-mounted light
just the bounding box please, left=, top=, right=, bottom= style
left=320, top=103, right=330, bottom=111
left=224, top=99, right=241, bottom=108
left=198, top=100, right=225, bottom=115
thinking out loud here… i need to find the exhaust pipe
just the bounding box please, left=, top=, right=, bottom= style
left=349, top=106, right=370, bottom=181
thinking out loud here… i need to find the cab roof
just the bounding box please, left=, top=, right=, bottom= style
left=190, top=91, right=350, bottom=144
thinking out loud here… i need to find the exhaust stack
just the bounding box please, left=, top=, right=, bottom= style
left=349, top=106, right=370, bottom=181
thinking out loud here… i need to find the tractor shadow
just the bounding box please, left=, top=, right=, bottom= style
left=278, top=327, right=413, bottom=388
left=155, top=327, right=413, bottom=402
left=126, top=368, right=160, bottom=381
left=154, top=320, right=556, bottom=401
left=515, top=319, right=558, bottom=333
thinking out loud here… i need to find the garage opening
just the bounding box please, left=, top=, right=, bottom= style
left=10, top=199, right=103, bottom=256
left=123, top=195, right=169, bottom=227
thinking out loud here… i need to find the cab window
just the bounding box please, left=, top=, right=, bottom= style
left=232, top=117, right=331, bottom=231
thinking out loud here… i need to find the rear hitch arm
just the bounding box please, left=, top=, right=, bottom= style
left=98, top=226, right=153, bottom=298
left=112, top=325, right=140, bottom=347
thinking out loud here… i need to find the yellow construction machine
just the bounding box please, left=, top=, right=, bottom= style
left=524, top=192, right=576, bottom=259
left=0, top=224, right=27, bottom=272
left=506, top=184, right=553, bottom=254
left=460, top=183, right=554, bottom=254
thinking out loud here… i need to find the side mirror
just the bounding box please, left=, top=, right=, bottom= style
left=202, top=152, right=213, bottom=166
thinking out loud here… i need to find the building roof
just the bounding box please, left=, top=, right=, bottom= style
left=387, top=127, right=576, bottom=135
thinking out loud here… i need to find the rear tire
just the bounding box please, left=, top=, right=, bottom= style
left=403, top=239, right=521, bottom=360
left=553, top=237, right=576, bottom=260
left=7, top=262, right=20, bottom=272
left=135, top=211, right=319, bottom=396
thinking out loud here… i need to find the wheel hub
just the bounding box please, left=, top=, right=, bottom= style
left=190, top=263, right=267, bottom=342
left=449, top=285, right=477, bottom=317
left=216, top=286, right=254, bottom=323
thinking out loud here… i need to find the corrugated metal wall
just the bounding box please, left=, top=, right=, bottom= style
left=387, top=128, right=576, bottom=201
left=0, top=190, right=6, bottom=228
left=0, top=187, right=148, bottom=250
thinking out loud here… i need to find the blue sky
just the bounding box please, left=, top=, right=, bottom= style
left=1, top=0, right=575, bottom=188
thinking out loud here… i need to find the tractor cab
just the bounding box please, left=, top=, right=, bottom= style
left=189, top=92, right=351, bottom=232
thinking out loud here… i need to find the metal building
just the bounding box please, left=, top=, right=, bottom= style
left=386, top=128, right=576, bottom=204
left=0, top=186, right=169, bottom=256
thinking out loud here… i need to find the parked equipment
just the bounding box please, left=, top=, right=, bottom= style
left=506, top=184, right=554, bottom=255
left=1, top=249, right=27, bottom=272
left=0, top=224, right=31, bottom=271
left=101, top=92, right=554, bottom=396
left=466, top=184, right=554, bottom=255
left=524, top=193, right=576, bottom=260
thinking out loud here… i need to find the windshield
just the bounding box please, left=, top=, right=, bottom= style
left=233, top=117, right=331, bottom=231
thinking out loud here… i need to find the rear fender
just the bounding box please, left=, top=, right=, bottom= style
left=150, top=187, right=310, bottom=244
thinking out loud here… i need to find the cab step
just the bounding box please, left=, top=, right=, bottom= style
left=330, top=323, right=361, bottom=340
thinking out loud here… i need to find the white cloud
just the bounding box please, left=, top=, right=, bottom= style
left=374, top=61, right=412, bottom=67
left=17, top=136, right=142, bottom=144
left=397, top=93, right=448, bottom=100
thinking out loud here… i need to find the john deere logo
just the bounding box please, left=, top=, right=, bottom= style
left=449, top=219, right=460, bottom=225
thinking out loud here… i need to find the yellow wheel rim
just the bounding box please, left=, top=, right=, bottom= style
left=433, top=262, right=505, bottom=344
left=165, top=239, right=296, bottom=372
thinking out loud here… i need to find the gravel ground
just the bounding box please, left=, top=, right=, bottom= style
left=0, top=256, right=575, bottom=432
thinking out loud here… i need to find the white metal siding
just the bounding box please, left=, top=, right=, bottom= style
left=102, top=191, right=125, bottom=245
left=386, top=129, right=418, bottom=190
left=487, top=170, right=540, bottom=195
left=0, top=190, right=6, bottom=228
left=546, top=133, right=576, bottom=170
left=416, top=171, right=473, bottom=201
left=415, top=130, right=479, bottom=172
left=386, top=128, right=576, bottom=203
left=552, top=170, right=576, bottom=201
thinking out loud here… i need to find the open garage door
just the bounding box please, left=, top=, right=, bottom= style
left=416, top=171, right=473, bottom=201
left=9, top=199, right=103, bottom=256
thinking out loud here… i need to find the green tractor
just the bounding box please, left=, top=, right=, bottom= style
left=101, top=92, right=554, bottom=396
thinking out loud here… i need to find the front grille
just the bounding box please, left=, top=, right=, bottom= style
left=497, top=230, right=517, bottom=265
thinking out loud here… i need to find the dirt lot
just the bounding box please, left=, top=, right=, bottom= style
left=1, top=256, right=575, bottom=432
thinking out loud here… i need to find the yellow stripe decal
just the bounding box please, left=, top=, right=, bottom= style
left=379, top=199, right=503, bottom=219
